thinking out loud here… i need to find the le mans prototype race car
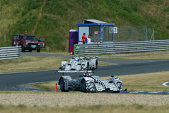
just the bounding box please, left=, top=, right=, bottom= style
left=58, top=72, right=123, bottom=93
left=59, top=56, right=98, bottom=71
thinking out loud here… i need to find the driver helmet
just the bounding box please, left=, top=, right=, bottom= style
left=75, top=57, right=79, bottom=61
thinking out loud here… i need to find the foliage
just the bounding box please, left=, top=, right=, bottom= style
left=0, top=0, right=168, bottom=50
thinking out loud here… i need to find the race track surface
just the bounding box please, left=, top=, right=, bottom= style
left=1, top=59, right=169, bottom=90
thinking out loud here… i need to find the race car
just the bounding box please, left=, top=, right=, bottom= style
left=59, top=56, right=98, bottom=71
left=58, top=72, right=123, bottom=93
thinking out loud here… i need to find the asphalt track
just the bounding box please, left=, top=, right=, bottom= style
left=1, top=52, right=169, bottom=91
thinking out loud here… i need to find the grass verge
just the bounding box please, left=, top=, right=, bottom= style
left=34, top=71, right=169, bottom=91
left=100, top=52, right=169, bottom=59
left=0, top=56, right=67, bottom=73
left=104, top=71, right=169, bottom=91
left=0, top=56, right=111, bottom=74
left=0, top=104, right=169, bottom=113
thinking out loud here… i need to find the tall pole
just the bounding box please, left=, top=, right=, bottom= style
left=145, top=25, right=148, bottom=41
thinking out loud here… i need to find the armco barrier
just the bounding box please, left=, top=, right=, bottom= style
left=0, top=46, right=21, bottom=60
left=76, top=40, right=169, bottom=54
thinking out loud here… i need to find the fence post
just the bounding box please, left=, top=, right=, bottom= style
left=145, top=25, right=148, bottom=41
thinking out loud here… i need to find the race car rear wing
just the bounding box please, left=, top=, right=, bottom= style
left=58, top=70, right=93, bottom=73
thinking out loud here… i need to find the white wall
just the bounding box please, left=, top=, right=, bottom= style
left=78, top=27, right=89, bottom=43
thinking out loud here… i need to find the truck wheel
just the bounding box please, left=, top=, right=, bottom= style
left=29, top=49, right=32, bottom=52
left=37, top=48, right=40, bottom=52
left=21, top=47, right=25, bottom=52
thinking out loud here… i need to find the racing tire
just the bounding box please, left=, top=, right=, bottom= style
left=87, top=62, right=89, bottom=70
left=95, top=60, right=98, bottom=69
left=81, top=79, right=96, bottom=93
left=59, top=78, right=69, bottom=92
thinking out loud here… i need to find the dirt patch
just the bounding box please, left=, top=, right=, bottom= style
left=0, top=92, right=169, bottom=107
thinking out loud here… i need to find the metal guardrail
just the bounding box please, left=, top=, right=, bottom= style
left=0, top=46, right=21, bottom=60
left=76, top=40, right=169, bottom=54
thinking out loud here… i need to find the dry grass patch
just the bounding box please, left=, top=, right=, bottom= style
left=103, top=71, right=169, bottom=91
left=98, top=61, right=114, bottom=66
left=0, top=104, right=169, bottom=113
left=100, top=52, right=169, bottom=59
left=33, top=81, right=58, bottom=91
left=0, top=93, right=169, bottom=107
left=0, top=56, right=112, bottom=74
left=41, top=51, right=70, bottom=56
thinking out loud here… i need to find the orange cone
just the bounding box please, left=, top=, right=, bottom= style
left=55, top=83, right=57, bottom=92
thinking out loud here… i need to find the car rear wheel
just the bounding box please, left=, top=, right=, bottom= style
left=95, top=60, right=98, bottom=69
left=59, top=78, right=69, bottom=92
left=87, top=62, right=89, bottom=70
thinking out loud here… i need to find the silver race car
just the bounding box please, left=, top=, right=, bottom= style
left=59, top=56, right=98, bottom=71
left=58, top=72, right=123, bottom=93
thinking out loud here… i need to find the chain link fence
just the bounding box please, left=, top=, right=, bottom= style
left=88, top=25, right=154, bottom=43
left=112, top=25, right=154, bottom=42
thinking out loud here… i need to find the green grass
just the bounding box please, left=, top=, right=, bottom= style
left=0, top=0, right=168, bottom=50
left=0, top=104, right=169, bottom=113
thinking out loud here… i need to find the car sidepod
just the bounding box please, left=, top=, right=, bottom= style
left=80, top=77, right=97, bottom=92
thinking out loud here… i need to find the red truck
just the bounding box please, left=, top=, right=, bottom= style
left=12, top=34, right=46, bottom=52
